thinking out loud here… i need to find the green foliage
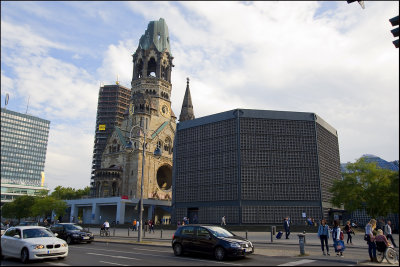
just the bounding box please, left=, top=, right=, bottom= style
left=330, top=158, right=399, bottom=218
left=6, top=195, right=36, bottom=221
left=31, top=196, right=67, bottom=218
left=51, top=186, right=90, bottom=200
left=1, top=201, right=17, bottom=219
left=1, top=186, right=86, bottom=221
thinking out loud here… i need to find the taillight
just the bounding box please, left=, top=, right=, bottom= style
left=172, top=234, right=175, bottom=239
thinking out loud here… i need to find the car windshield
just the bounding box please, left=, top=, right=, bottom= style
left=65, top=224, right=83, bottom=231
left=23, top=228, right=54, bottom=239
left=206, top=226, right=234, bottom=238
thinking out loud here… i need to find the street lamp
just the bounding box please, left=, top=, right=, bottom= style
left=126, top=124, right=162, bottom=242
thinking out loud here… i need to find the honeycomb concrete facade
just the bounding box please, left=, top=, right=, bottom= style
left=172, top=109, right=341, bottom=225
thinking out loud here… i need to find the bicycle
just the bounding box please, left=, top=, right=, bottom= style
left=100, top=227, right=110, bottom=237
left=376, top=241, right=399, bottom=264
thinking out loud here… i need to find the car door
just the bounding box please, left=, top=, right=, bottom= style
left=51, top=225, right=65, bottom=240
left=193, top=227, right=214, bottom=254
left=7, top=228, right=22, bottom=257
left=180, top=226, right=196, bottom=252
left=1, top=228, right=16, bottom=256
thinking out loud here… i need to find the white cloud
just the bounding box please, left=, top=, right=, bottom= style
left=2, top=1, right=398, bottom=191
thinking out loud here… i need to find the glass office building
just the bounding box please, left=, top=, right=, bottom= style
left=1, top=108, right=50, bottom=203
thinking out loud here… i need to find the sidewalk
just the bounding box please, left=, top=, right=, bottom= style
left=91, top=229, right=399, bottom=265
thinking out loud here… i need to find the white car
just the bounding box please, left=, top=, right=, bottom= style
left=1, top=226, right=68, bottom=263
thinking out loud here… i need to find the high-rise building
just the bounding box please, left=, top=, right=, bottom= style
left=90, top=83, right=131, bottom=196
left=172, top=109, right=342, bottom=225
left=1, top=108, right=50, bottom=204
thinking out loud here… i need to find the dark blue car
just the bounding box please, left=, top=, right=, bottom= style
left=172, top=225, right=254, bottom=261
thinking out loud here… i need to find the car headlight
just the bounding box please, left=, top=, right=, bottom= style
left=61, top=243, right=67, bottom=247
left=229, top=242, right=241, bottom=248
left=248, top=241, right=253, bottom=247
left=33, top=244, right=45, bottom=249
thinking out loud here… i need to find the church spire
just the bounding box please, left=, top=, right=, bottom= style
left=179, top=77, right=195, bottom=122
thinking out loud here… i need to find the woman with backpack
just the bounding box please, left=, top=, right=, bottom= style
left=317, top=219, right=330, bottom=256
left=333, top=220, right=344, bottom=257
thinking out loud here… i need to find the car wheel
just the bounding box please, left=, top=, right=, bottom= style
left=66, top=236, right=72, bottom=245
left=20, top=248, right=29, bottom=263
left=214, top=246, right=225, bottom=261
left=173, top=243, right=183, bottom=256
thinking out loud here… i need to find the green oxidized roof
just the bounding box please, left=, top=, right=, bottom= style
left=139, top=18, right=172, bottom=55
left=115, top=126, right=128, bottom=147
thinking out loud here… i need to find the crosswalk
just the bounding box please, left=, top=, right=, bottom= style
left=278, top=259, right=316, bottom=266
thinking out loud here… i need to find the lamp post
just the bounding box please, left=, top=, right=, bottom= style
left=127, top=124, right=162, bottom=242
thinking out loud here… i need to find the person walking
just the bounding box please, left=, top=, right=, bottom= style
left=332, top=220, right=344, bottom=257
left=136, top=220, right=140, bottom=232
left=365, top=218, right=377, bottom=262
left=284, top=217, right=290, bottom=239
left=344, top=221, right=353, bottom=245
left=384, top=220, right=397, bottom=248
left=132, top=219, right=137, bottom=231
left=317, top=219, right=330, bottom=256
left=221, top=216, right=226, bottom=226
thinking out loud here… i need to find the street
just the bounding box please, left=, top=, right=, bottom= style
left=0, top=240, right=380, bottom=266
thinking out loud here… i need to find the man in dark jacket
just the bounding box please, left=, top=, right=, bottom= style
left=284, top=217, right=290, bottom=239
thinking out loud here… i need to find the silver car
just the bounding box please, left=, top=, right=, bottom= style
left=1, top=226, right=68, bottom=263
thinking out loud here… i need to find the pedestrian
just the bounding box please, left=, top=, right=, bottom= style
left=150, top=220, right=155, bottom=233
left=132, top=219, right=137, bottom=231
left=283, top=217, right=290, bottom=239
left=144, top=220, right=149, bottom=232
left=221, top=216, right=226, bottom=226
left=317, top=219, right=330, bottom=256
left=344, top=221, right=353, bottom=245
left=384, top=220, right=397, bottom=248
left=136, top=220, right=140, bottom=231
left=365, top=218, right=377, bottom=262
left=376, top=219, right=385, bottom=231
left=332, top=220, right=344, bottom=257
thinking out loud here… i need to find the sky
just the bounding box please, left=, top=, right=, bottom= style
left=1, top=1, right=399, bottom=192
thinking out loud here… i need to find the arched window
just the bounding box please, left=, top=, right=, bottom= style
left=136, top=59, right=143, bottom=78
left=147, top=57, right=157, bottom=77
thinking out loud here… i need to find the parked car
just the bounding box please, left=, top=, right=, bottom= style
left=1, top=226, right=68, bottom=263
left=50, top=223, right=94, bottom=244
left=18, top=221, right=39, bottom=226
left=172, top=225, right=254, bottom=261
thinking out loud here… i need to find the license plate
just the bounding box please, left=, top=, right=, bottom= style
left=83, top=236, right=89, bottom=239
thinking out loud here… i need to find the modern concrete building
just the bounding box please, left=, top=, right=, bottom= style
left=172, top=109, right=342, bottom=225
left=90, top=83, right=131, bottom=197
left=1, top=108, right=50, bottom=204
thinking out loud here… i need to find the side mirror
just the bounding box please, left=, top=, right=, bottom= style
left=13, top=234, right=21, bottom=239
left=207, top=235, right=212, bottom=240
left=54, top=233, right=58, bottom=237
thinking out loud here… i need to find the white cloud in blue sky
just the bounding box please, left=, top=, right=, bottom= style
left=1, top=1, right=398, bottom=191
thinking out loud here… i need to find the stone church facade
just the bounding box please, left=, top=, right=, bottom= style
left=85, top=18, right=194, bottom=224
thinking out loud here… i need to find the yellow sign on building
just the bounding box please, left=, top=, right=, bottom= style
left=99, top=124, right=106, bottom=131
left=41, top=172, right=45, bottom=186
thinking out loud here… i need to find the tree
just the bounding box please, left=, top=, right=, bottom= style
left=330, top=158, right=399, bottom=218
left=1, top=201, right=17, bottom=219
left=2, top=195, right=36, bottom=223
left=50, top=186, right=90, bottom=200
left=31, top=196, right=67, bottom=220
